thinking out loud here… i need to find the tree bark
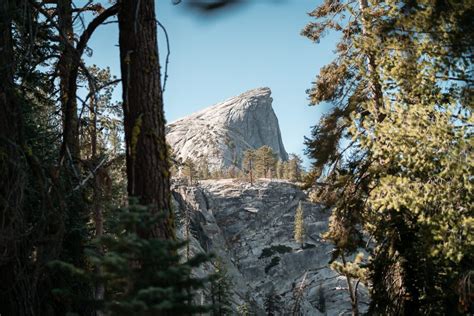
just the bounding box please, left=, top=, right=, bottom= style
left=0, top=1, right=31, bottom=315
left=88, top=81, right=106, bottom=308
left=57, top=0, right=80, bottom=161
left=358, top=0, right=384, bottom=122
left=56, top=1, right=118, bottom=162
left=249, top=158, right=253, bottom=186
left=118, top=0, right=175, bottom=239
left=341, top=253, right=359, bottom=316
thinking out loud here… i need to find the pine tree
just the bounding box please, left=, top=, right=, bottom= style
left=237, top=303, right=249, bottom=316
left=276, top=160, right=285, bottom=179
left=330, top=253, right=367, bottom=316
left=1, top=2, right=119, bottom=314
left=182, top=158, right=196, bottom=185
left=303, top=0, right=473, bottom=313
left=255, top=146, right=277, bottom=179
left=51, top=201, right=210, bottom=315
left=294, top=202, right=305, bottom=248
left=264, top=288, right=281, bottom=316
left=286, top=154, right=303, bottom=182
left=242, top=149, right=256, bottom=185
left=196, top=157, right=211, bottom=180
left=208, top=259, right=233, bottom=316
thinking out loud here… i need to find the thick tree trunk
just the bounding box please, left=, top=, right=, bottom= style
left=0, top=1, right=32, bottom=315
left=118, top=0, right=174, bottom=239
left=57, top=0, right=80, bottom=161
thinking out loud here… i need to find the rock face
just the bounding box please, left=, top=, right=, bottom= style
left=166, top=87, right=288, bottom=169
left=172, top=179, right=368, bottom=315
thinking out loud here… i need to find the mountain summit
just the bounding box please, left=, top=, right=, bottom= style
left=166, top=87, right=288, bottom=169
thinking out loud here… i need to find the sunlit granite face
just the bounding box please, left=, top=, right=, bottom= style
left=166, top=87, right=288, bottom=169
left=172, top=179, right=369, bottom=315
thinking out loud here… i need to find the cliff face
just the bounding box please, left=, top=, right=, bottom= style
left=166, top=87, right=288, bottom=169
left=172, top=179, right=368, bottom=315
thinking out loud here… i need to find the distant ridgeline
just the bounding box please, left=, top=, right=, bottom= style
left=166, top=88, right=304, bottom=181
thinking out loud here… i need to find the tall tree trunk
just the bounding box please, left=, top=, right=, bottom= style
left=57, top=0, right=80, bottom=161
left=358, top=0, right=384, bottom=122
left=341, top=254, right=359, bottom=316
left=89, top=84, right=105, bottom=309
left=249, top=158, right=253, bottom=186
left=118, top=0, right=174, bottom=239
left=55, top=1, right=118, bottom=162
left=0, top=1, right=31, bottom=315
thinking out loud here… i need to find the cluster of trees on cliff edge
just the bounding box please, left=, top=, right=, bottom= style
left=302, top=0, right=473, bottom=315
left=172, top=145, right=305, bottom=185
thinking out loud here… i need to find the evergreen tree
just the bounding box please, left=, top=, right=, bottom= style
left=242, top=149, right=256, bottom=185
left=303, top=0, right=473, bottom=313
left=286, top=154, right=303, bottom=182
left=0, top=2, right=119, bottom=314
left=255, top=146, right=277, bottom=179
left=264, top=288, right=281, bottom=316
left=51, top=201, right=210, bottom=315
left=208, top=259, right=233, bottom=316
left=196, top=157, right=211, bottom=180
left=330, top=253, right=367, bottom=316
left=276, top=160, right=285, bottom=179
left=182, top=158, right=196, bottom=185
left=294, top=202, right=305, bottom=248
left=237, top=302, right=250, bottom=315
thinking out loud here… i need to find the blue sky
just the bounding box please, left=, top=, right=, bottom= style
left=86, top=0, right=337, bottom=166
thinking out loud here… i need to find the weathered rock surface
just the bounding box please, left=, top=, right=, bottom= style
left=166, top=88, right=288, bottom=169
left=172, top=179, right=368, bottom=315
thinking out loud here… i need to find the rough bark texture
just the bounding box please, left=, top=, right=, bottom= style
left=0, top=1, right=31, bottom=315
left=57, top=2, right=118, bottom=161
left=118, top=0, right=174, bottom=239
left=57, top=0, right=80, bottom=161
left=0, top=2, right=20, bottom=139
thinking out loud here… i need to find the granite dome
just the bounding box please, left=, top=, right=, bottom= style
left=166, top=87, right=288, bottom=169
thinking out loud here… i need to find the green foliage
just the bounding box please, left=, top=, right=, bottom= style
left=294, top=202, right=305, bottom=247
left=196, top=156, right=211, bottom=180
left=208, top=259, right=233, bottom=316
left=254, top=145, right=277, bottom=178
left=182, top=158, right=197, bottom=185
left=237, top=302, right=249, bottom=315
left=264, top=288, right=282, bottom=315
left=303, top=0, right=474, bottom=313
left=242, top=149, right=256, bottom=183
left=284, top=154, right=303, bottom=182
left=51, top=201, right=210, bottom=315
left=330, top=253, right=367, bottom=285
